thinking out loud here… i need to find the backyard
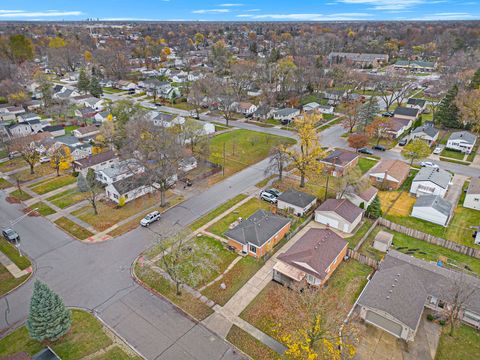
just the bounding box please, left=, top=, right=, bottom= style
left=436, top=325, right=480, bottom=360
left=0, top=309, right=139, bottom=359
left=209, top=129, right=295, bottom=178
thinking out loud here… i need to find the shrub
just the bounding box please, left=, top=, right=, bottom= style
left=427, top=313, right=435, bottom=321
left=439, top=319, right=446, bottom=326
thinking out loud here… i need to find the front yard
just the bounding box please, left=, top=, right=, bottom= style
left=436, top=325, right=480, bottom=360
left=240, top=260, right=371, bottom=344
left=440, top=148, right=466, bottom=160
left=0, top=178, right=12, bottom=189
left=226, top=325, right=283, bottom=360
left=54, top=217, right=94, bottom=240
left=13, top=163, right=57, bottom=183
left=28, top=201, right=56, bottom=216
left=47, top=188, right=87, bottom=209
left=28, top=175, right=76, bottom=195
left=209, top=129, right=295, bottom=178
left=0, top=239, right=32, bottom=296
left=357, top=157, right=378, bottom=174
left=0, top=309, right=139, bottom=359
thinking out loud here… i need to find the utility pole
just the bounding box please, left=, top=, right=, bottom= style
left=222, top=142, right=226, bottom=177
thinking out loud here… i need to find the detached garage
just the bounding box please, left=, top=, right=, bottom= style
left=411, top=195, right=452, bottom=226
left=314, top=199, right=363, bottom=234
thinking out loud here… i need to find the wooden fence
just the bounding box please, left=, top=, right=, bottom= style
left=353, top=218, right=379, bottom=251
left=347, top=248, right=379, bottom=269
left=378, top=218, right=480, bottom=259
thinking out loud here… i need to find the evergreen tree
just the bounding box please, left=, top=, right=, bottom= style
left=469, top=68, right=480, bottom=90
left=435, top=85, right=461, bottom=129
left=89, top=76, right=103, bottom=97
left=366, top=195, right=382, bottom=219
left=358, top=97, right=379, bottom=131
left=27, top=280, right=72, bottom=342
left=77, top=68, right=90, bottom=94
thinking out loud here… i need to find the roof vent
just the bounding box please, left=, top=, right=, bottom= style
left=386, top=296, right=390, bottom=300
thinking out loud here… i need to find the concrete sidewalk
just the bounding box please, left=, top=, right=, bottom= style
left=0, top=250, right=30, bottom=278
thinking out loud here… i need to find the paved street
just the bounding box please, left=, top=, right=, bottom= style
left=0, top=157, right=272, bottom=359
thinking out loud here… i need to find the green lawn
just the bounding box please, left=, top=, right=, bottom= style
left=0, top=157, right=27, bottom=173
left=134, top=263, right=214, bottom=321
left=440, top=148, right=466, bottom=160
left=0, top=178, right=13, bottom=189
left=357, top=158, right=378, bottom=174
left=189, top=194, right=248, bottom=231
left=0, top=239, right=31, bottom=270
left=9, top=189, right=32, bottom=201
left=0, top=309, right=135, bottom=359
left=201, top=256, right=264, bottom=306
left=47, top=188, right=87, bottom=209
left=207, top=197, right=270, bottom=237
left=64, top=125, right=79, bottom=135
left=157, top=235, right=238, bottom=289
left=29, top=175, right=76, bottom=195
left=209, top=129, right=295, bottom=178
left=29, top=202, right=56, bottom=216
left=316, top=118, right=342, bottom=132
left=436, top=325, right=480, bottom=360
left=54, top=217, right=94, bottom=240
left=0, top=264, right=29, bottom=297
left=345, top=218, right=374, bottom=249
left=361, top=226, right=480, bottom=275
left=226, top=325, right=284, bottom=360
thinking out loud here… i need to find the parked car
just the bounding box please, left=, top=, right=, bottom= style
left=263, top=188, right=281, bottom=198
left=420, top=161, right=439, bottom=168
left=358, top=147, right=374, bottom=155
left=140, top=211, right=161, bottom=227
left=433, top=146, right=443, bottom=155
left=372, top=145, right=386, bottom=151
left=39, top=156, right=50, bottom=164
left=382, top=111, right=394, bottom=117
left=260, top=191, right=278, bottom=203
left=398, top=138, right=408, bottom=146
left=2, top=228, right=20, bottom=243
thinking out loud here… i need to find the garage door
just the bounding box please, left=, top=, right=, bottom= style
left=315, top=214, right=339, bottom=228
left=365, top=310, right=403, bottom=338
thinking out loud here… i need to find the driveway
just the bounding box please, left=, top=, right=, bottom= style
left=355, top=312, right=441, bottom=360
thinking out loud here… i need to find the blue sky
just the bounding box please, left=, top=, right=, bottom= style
left=1, top=0, right=479, bottom=21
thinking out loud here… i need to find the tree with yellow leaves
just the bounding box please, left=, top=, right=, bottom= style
left=48, top=144, right=72, bottom=176
left=282, top=113, right=324, bottom=187
left=48, top=37, right=66, bottom=48
left=84, top=50, right=93, bottom=63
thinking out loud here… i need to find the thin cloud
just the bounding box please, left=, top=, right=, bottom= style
left=218, top=3, right=244, bottom=6
left=192, top=9, right=231, bottom=14
left=337, top=0, right=446, bottom=11
left=237, top=12, right=373, bottom=20
left=0, top=10, right=83, bottom=18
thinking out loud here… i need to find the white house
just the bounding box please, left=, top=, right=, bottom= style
left=73, top=125, right=100, bottom=139
left=96, top=159, right=144, bottom=185
left=464, top=178, right=480, bottom=210
left=318, top=105, right=335, bottom=115
left=234, top=102, right=258, bottom=116
left=83, top=97, right=105, bottom=111
left=406, top=98, right=427, bottom=112
left=42, top=125, right=65, bottom=137
left=106, top=176, right=154, bottom=204
left=17, top=113, right=41, bottom=123
left=410, top=167, right=452, bottom=198
left=340, top=186, right=378, bottom=209
left=315, top=199, right=364, bottom=234
left=411, top=195, right=452, bottom=226
left=68, top=143, right=92, bottom=161
left=273, top=108, right=300, bottom=123
left=410, top=125, right=439, bottom=145
left=94, top=111, right=111, bottom=123
left=73, top=150, right=118, bottom=176
left=276, top=188, right=317, bottom=217
left=446, top=131, right=477, bottom=154
left=303, top=102, right=320, bottom=112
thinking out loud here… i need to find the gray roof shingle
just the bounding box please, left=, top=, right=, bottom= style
left=449, top=131, right=477, bottom=145
left=277, top=188, right=316, bottom=208
left=413, top=195, right=452, bottom=216
left=412, top=167, right=451, bottom=189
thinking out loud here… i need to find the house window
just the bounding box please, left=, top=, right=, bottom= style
left=474, top=198, right=479, bottom=202
left=463, top=311, right=480, bottom=323
left=306, top=274, right=319, bottom=285
left=249, top=244, right=257, bottom=254
left=438, top=300, right=445, bottom=309
left=376, top=176, right=383, bottom=182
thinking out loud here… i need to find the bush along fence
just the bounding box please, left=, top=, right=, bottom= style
left=346, top=248, right=379, bottom=269
left=378, top=217, right=480, bottom=259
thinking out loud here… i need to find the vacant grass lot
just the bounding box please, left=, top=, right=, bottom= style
left=226, top=325, right=284, bottom=360
left=240, top=260, right=371, bottom=344
left=189, top=194, right=248, bottom=231
left=357, top=157, right=378, bottom=174
left=0, top=310, right=137, bottom=359
left=72, top=192, right=183, bottom=232
left=29, top=201, right=56, bottom=216
left=47, top=188, right=87, bottom=209
left=209, top=129, right=295, bottom=178
left=207, top=197, right=270, bottom=237
left=157, top=235, right=238, bottom=289
left=436, top=325, right=480, bottom=360
left=29, top=175, right=76, bottom=195
left=54, top=217, right=94, bottom=240
left=360, top=226, right=480, bottom=275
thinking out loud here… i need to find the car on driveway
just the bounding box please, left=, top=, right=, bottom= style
left=358, top=147, right=374, bottom=155
left=2, top=228, right=20, bottom=243
left=263, top=188, right=281, bottom=197
left=420, top=161, right=439, bottom=168
left=260, top=191, right=278, bottom=203
left=140, top=211, right=161, bottom=227
left=372, top=145, right=386, bottom=151
left=382, top=111, right=394, bottom=117
left=39, top=156, right=50, bottom=164
left=398, top=138, right=408, bottom=146
left=433, top=146, right=443, bottom=155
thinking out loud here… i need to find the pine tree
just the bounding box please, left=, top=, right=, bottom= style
left=366, top=195, right=382, bottom=219
left=89, top=76, right=103, bottom=97
left=27, top=280, right=72, bottom=342
left=469, top=68, right=480, bottom=90
left=77, top=68, right=90, bottom=94
left=435, top=85, right=461, bottom=129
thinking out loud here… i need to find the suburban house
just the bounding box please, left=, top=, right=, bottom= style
left=368, top=160, right=411, bottom=190
left=385, top=117, right=412, bottom=139
left=303, top=102, right=320, bottom=112
left=410, top=167, right=452, bottom=198
left=357, top=250, right=480, bottom=341
left=446, top=131, right=477, bottom=154
left=273, top=228, right=348, bottom=288
left=149, top=112, right=185, bottom=128
left=463, top=177, right=480, bottom=210
left=73, top=125, right=100, bottom=140
left=105, top=176, right=154, bottom=204
left=324, top=90, right=347, bottom=105
left=42, top=125, right=65, bottom=138
left=252, top=106, right=274, bottom=120
left=94, top=111, right=111, bottom=123
left=83, top=97, right=105, bottom=111
left=6, top=122, right=42, bottom=138
left=393, top=107, right=419, bottom=121
left=406, top=98, right=427, bottom=112
left=68, top=143, right=93, bottom=161
left=273, top=108, right=300, bottom=123
left=276, top=188, right=317, bottom=217
left=340, top=186, right=378, bottom=209
left=318, top=105, right=335, bottom=115
left=394, top=60, right=437, bottom=72
left=96, top=159, right=144, bottom=185
left=411, top=195, right=453, bottom=226
left=410, top=125, right=439, bottom=145
left=315, top=198, right=364, bottom=234
left=319, top=149, right=359, bottom=176
left=225, top=210, right=291, bottom=258
left=179, top=156, right=198, bottom=172
left=234, top=102, right=258, bottom=116
left=372, top=230, right=393, bottom=252
left=17, top=112, right=41, bottom=123
left=73, top=150, right=118, bottom=176
left=327, top=52, right=389, bottom=67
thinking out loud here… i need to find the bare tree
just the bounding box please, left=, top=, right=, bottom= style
left=77, top=168, right=102, bottom=215
left=10, top=136, right=40, bottom=174
left=443, top=274, right=477, bottom=336
left=265, top=145, right=289, bottom=182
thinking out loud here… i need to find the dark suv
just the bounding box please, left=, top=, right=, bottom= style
left=2, top=228, right=20, bottom=243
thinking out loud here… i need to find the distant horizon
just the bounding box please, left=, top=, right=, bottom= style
left=0, top=0, right=479, bottom=22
